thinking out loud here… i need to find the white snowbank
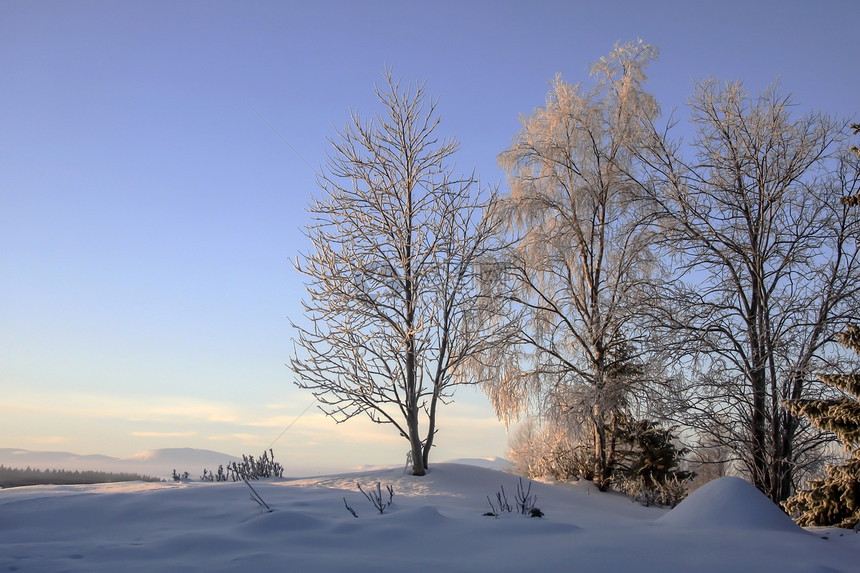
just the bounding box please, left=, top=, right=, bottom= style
left=442, top=457, right=515, bottom=471
left=1, top=464, right=857, bottom=572
left=658, top=476, right=804, bottom=532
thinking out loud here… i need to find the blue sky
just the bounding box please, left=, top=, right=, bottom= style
left=2, top=0, right=858, bottom=473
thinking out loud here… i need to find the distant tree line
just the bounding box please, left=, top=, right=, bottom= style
left=0, top=465, right=164, bottom=488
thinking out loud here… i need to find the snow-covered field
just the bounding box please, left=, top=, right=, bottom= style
left=1, top=462, right=858, bottom=572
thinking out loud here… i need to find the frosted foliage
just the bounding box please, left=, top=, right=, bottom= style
left=483, top=41, right=665, bottom=489
left=507, top=418, right=591, bottom=482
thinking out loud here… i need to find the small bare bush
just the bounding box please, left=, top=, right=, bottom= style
left=357, top=482, right=395, bottom=514
left=485, top=477, right=542, bottom=518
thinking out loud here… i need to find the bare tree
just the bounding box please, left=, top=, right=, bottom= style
left=290, top=72, right=503, bottom=476
left=639, top=79, right=860, bottom=501
left=481, top=42, right=667, bottom=490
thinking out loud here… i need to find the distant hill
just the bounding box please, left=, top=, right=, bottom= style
left=0, top=449, right=120, bottom=474
left=0, top=448, right=241, bottom=479
left=443, top=457, right=514, bottom=472
left=0, top=448, right=507, bottom=479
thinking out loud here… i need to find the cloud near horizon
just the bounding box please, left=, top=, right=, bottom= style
left=2, top=390, right=508, bottom=464
left=131, top=431, right=197, bottom=438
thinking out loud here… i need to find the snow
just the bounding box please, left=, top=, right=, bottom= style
left=1, top=463, right=858, bottom=572
left=658, top=475, right=803, bottom=532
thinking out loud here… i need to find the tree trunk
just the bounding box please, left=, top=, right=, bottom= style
left=407, top=407, right=425, bottom=476
left=748, top=284, right=773, bottom=497
left=593, top=401, right=610, bottom=491
left=422, top=391, right=439, bottom=471
left=773, top=409, right=798, bottom=502
left=406, top=344, right=424, bottom=476
left=750, top=367, right=771, bottom=496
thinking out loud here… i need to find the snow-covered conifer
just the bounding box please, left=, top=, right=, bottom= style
left=782, top=325, right=860, bottom=528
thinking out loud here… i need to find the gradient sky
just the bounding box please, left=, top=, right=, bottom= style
left=2, top=0, right=858, bottom=474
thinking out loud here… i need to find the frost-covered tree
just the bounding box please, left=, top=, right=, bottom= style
left=782, top=325, right=860, bottom=527
left=290, top=72, right=504, bottom=476
left=639, top=81, right=860, bottom=502
left=481, top=41, right=666, bottom=490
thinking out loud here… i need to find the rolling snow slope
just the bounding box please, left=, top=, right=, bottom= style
left=1, top=464, right=858, bottom=572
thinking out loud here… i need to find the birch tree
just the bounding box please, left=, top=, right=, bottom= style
left=640, top=80, right=860, bottom=501
left=482, top=42, right=665, bottom=490
left=290, top=73, right=503, bottom=476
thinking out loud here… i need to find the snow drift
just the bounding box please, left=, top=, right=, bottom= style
left=1, top=464, right=857, bottom=572
left=658, top=476, right=804, bottom=532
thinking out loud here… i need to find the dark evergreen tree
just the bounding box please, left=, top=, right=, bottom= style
left=782, top=325, right=860, bottom=528
left=610, top=416, right=693, bottom=491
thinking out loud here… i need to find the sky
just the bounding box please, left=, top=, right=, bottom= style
left=2, top=0, right=858, bottom=474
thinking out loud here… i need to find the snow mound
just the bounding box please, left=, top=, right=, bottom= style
left=658, top=476, right=803, bottom=532
left=443, top=457, right=514, bottom=472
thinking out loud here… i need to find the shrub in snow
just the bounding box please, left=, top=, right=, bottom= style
left=228, top=450, right=284, bottom=481
left=343, top=483, right=394, bottom=517
left=343, top=497, right=358, bottom=518
left=244, top=479, right=273, bottom=513
left=485, top=478, right=542, bottom=518
left=199, top=465, right=231, bottom=482
left=198, top=450, right=284, bottom=482
left=171, top=470, right=190, bottom=482
left=485, top=484, right=512, bottom=516
left=357, top=482, right=394, bottom=514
